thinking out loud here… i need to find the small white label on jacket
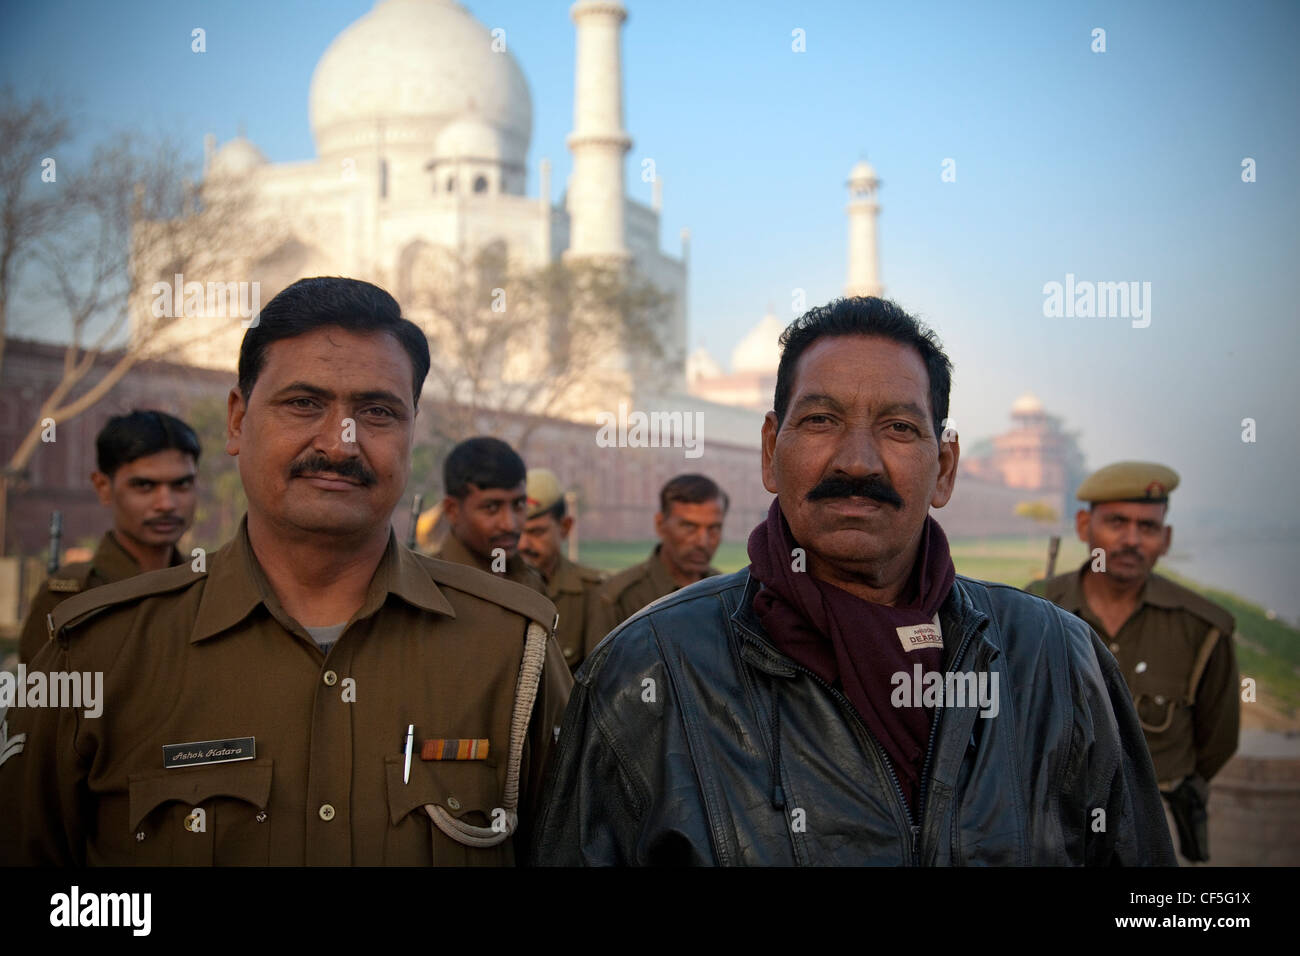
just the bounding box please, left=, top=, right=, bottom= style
left=896, top=615, right=943, bottom=652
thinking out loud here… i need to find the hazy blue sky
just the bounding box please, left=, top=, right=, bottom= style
left=3, top=0, right=1297, bottom=537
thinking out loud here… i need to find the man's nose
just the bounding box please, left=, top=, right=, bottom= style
left=153, top=484, right=177, bottom=513
left=827, top=422, right=886, bottom=479
left=314, top=408, right=358, bottom=459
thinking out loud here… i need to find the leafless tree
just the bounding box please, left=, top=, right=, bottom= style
left=0, top=91, right=254, bottom=552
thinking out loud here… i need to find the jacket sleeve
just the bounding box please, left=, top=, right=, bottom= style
left=0, top=639, right=88, bottom=865
left=530, top=637, right=653, bottom=866
left=1192, top=628, right=1239, bottom=782
left=1063, top=626, right=1176, bottom=866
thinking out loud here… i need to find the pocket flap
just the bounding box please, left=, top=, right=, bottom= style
left=385, top=753, right=500, bottom=827
left=128, top=760, right=273, bottom=832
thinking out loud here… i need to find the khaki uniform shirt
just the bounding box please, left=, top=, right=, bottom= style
left=585, top=544, right=719, bottom=657
left=0, top=519, right=572, bottom=866
left=18, top=532, right=183, bottom=665
left=433, top=533, right=547, bottom=596
left=543, top=555, right=606, bottom=672
left=1028, top=565, right=1238, bottom=785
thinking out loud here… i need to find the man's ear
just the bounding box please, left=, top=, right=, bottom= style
left=1160, top=524, right=1172, bottom=557
left=90, top=471, right=113, bottom=506
left=761, top=411, right=779, bottom=494
left=1075, top=508, right=1091, bottom=544
left=441, top=495, right=460, bottom=528
left=653, top=510, right=665, bottom=539
left=559, top=515, right=574, bottom=538
left=930, top=435, right=960, bottom=509
left=226, top=387, right=246, bottom=457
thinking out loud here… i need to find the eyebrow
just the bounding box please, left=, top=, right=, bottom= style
left=790, top=394, right=929, bottom=421
left=275, top=382, right=409, bottom=408
left=126, top=473, right=196, bottom=484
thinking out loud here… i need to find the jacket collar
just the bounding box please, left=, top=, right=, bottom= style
left=93, top=530, right=182, bottom=582
left=647, top=543, right=720, bottom=594
left=731, top=566, right=991, bottom=676
left=191, top=516, right=454, bottom=643
left=1053, top=561, right=1183, bottom=615
left=548, top=555, right=587, bottom=597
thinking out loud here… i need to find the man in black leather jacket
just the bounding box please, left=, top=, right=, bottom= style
left=532, top=296, right=1174, bottom=866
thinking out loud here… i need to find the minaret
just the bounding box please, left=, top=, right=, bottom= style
left=845, top=159, right=882, bottom=297
left=565, top=0, right=631, bottom=261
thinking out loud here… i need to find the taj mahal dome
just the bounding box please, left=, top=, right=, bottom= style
left=138, top=0, right=883, bottom=442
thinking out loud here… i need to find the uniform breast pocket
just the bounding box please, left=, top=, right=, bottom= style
left=127, top=760, right=273, bottom=866
left=382, top=754, right=512, bottom=866
left=1134, top=691, right=1181, bottom=733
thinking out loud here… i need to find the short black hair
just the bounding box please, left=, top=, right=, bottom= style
left=444, top=437, right=526, bottom=499
left=773, top=296, right=952, bottom=445
left=660, top=473, right=729, bottom=515
left=238, top=276, right=430, bottom=405
left=96, top=410, right=201, bottom=477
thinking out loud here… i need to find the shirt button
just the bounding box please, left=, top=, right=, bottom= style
left=319, top=803, right=336, bottom=821
left=255, top=810, right=268, bottom=823
left=323, top=670, right=338, bottom=686
left=135, top=831, right=146, bottom=843
left=1154, top=694, right=1166, bottom=705
left=1135, top=661, right=1148, bottom=674
left=447, top=796, right=461, bottom=811
left=1109, top=643, right=1119, bottom=653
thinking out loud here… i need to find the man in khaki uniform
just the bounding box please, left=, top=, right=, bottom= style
left=518, top=468, right=606, bottom=671
left=18, top=410, right=200, bottom=664
left=432, top=436, right=545, bottom=594
left=586, top=473, right=727, bottom=653
left=0, top=277, right=572, bottom=866
left=1027, top=461, right=1238, bottom=864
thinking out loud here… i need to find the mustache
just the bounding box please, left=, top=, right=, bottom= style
left=806, top=474, right=904, bottom=509
left=289, top=454, right=377, bottom=487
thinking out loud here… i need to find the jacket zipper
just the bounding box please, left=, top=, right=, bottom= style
left=737, top=614, right=982, bottom=866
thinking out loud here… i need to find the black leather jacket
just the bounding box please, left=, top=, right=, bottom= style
left=532, top=569, right=1176, bottom=865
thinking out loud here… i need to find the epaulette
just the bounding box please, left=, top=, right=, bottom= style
left=44, top=560, right=94, bottom=594
left=1026, top=572, right=1072, bottom=604
left=49, top=563, right=204, bottom=637
left=577, top=564, right=607, bottom=586
left=1150, top=574, right=1236, bottom=635
left=421, top=556, right=558, bottom=632
left=600, top=561, right=649, bottom=603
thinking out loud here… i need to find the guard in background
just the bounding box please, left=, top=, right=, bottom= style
left=585, top=473, right=727, bottom=650
left=1027, top=461, right=1239, bottom=864
left=431, top=437, right=545, bottom=594
left=18, top=410, right=200, bottom=664
left=518, top=468, right=605, bottom=671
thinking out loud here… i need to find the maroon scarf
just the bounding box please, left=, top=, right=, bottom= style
left=747, top=499, right=956, bottom=811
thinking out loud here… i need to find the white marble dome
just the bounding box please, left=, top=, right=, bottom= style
left=309, top=0, right=533, bottom=163
left=434, top=117, right=505, bottom=161
left=209, top=136, right=266, bottom=177
left=849, top=159, right=878, bottom=183
left=732, top=310, right=786, bottom=374
left=1011, top=391, right=1045, bottom=416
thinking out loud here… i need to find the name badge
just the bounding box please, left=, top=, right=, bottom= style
left=896, top=615, right=943, bottom=652
left=163, top=736, right=256, bottom=769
